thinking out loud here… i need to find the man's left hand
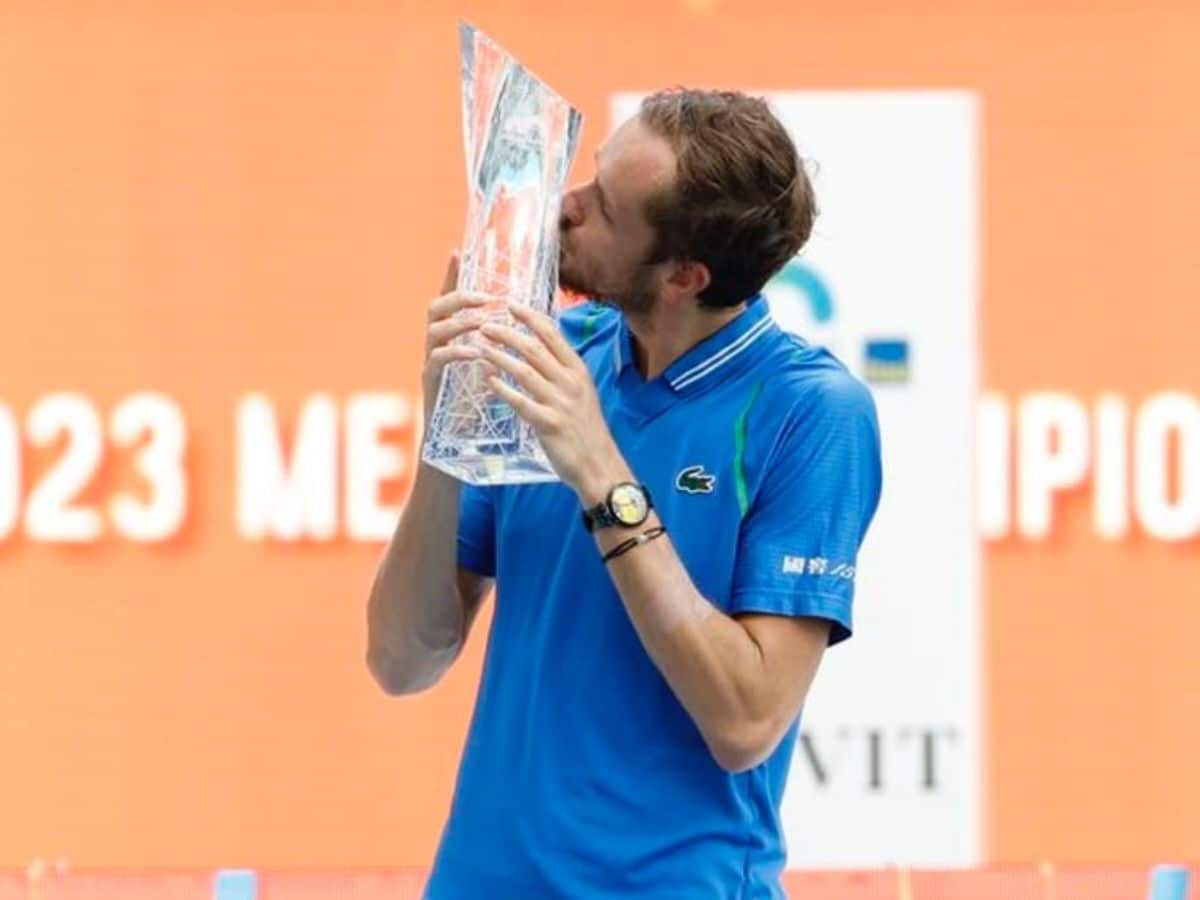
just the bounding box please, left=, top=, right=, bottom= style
left=478, top=303, right=628, bottom=503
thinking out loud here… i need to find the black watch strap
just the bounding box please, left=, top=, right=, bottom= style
left=582, top=501, right=617, bottom=533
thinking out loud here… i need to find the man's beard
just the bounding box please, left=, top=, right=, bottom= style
left=558, top=248, right=658, bottom=317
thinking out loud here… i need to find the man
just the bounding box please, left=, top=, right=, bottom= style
left=367, top=89, right=882, bottom=898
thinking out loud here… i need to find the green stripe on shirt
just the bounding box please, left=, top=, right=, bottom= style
left=733, top=381, right=764, bottom=517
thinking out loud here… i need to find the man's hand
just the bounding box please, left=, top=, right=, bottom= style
left=421, top=254, right=492, bottom=422
left=478, top=303, right=627, bottom=501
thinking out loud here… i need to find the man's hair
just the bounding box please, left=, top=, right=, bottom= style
left=638, top=89, right=816, bottom=309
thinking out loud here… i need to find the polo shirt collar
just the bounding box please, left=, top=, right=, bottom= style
left=612, top=293, right=776, bottom=396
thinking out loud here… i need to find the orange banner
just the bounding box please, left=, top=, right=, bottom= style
left=1, top=0, right=1198, bottom=870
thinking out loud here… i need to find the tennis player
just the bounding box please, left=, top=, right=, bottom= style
left=368, top=88, right=882, bottom=899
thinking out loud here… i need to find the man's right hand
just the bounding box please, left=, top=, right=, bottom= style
left=421, top=253, right=491, bottom=422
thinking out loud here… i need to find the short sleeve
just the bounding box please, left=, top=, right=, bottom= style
left=457, top=484, right=497, bottom=578
left=729, top=374, right=882, bottom=645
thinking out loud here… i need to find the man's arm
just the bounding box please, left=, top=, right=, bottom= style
left=578, top=469, right=831, bottom=773
left=366, top=463, right=493, bottom=695
left=366, top=254, right=495, bottom=696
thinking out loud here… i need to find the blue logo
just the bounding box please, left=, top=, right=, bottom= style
left=765, top=261, right=836, bottom=339
left=864, top=339, right=911, bottom=384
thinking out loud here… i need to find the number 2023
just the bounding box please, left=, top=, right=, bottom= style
left=0, top=393, right=186, bottom=542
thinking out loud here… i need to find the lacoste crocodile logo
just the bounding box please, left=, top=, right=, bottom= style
left=675, top=465, right=716, bottom=495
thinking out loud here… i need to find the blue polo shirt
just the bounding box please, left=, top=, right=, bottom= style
left=425, top=295, right=882, bottom=899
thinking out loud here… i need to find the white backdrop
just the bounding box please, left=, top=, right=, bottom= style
left=612, top=91, right=981, bottom=867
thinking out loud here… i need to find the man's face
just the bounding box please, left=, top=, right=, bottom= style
left=558, top=116, right=677, bottom=315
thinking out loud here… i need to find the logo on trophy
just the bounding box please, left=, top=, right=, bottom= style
left=421, top=22, right=583, bottom=485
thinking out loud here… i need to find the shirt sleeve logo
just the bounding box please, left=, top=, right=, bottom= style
left=675, top=464, right=716, bottom=494
left=782, top=555, right=856, bottom=579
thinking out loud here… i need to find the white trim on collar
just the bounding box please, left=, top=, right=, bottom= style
left=668, top=316, right=773, bottom=391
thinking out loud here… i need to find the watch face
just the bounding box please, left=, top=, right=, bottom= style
left=609, top=483, right=649, bottom=526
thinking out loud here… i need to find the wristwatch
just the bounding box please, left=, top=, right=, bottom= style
left=581, top=482, right=654, bottom=533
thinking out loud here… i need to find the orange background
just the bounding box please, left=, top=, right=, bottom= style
left=1, top=0, right=1198, bottom=869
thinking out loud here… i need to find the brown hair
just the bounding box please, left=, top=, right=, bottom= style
left=638, top=89, right=816, bottom=309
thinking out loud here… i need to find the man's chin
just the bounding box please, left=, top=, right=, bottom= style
left=558, top=266, right=626, bottom=311
left=557, top=269, right=593, bottom=302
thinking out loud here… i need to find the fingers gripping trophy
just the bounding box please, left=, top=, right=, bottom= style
left=420, top=22, right=583, bottom=486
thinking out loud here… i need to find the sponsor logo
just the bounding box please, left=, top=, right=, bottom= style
left=765, top=260, right=839, bottom=353
left=864, top=338, right=911, bottom=384
left=782, top=555, right=856, bottom=579
left=766, top=260, right=914, bottom=389
left=675, top=464, right=716, bottom=494
left=798, top=725, right=962, bottom=792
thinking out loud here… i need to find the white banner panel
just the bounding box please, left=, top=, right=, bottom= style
left=611, top=91, right=981, bottom=867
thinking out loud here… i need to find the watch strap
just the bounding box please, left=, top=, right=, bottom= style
left=582, top=500, right=618, bottom=533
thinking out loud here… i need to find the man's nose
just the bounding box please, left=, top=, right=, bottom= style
left=560, top=187, right=585, bottom=229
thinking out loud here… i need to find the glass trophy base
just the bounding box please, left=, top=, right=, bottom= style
left=423, top=447, right=559, bottom=486
left=421, top=363, right=562, bottom=486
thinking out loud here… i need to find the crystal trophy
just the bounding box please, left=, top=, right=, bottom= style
left=421, top=22, right=583, bottom=485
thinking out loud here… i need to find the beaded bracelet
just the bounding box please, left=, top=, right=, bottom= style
left=601, top=525, right=667, bottom=564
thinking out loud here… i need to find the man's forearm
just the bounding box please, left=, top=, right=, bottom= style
left=366, top=462, right=467, bottom=692
left=606, top=527, right=776, bottom=765
left=578, top=462, right=778, bottom=770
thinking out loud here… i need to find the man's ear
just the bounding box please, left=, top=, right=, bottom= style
left=663, top=260, right=711, bottom=304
